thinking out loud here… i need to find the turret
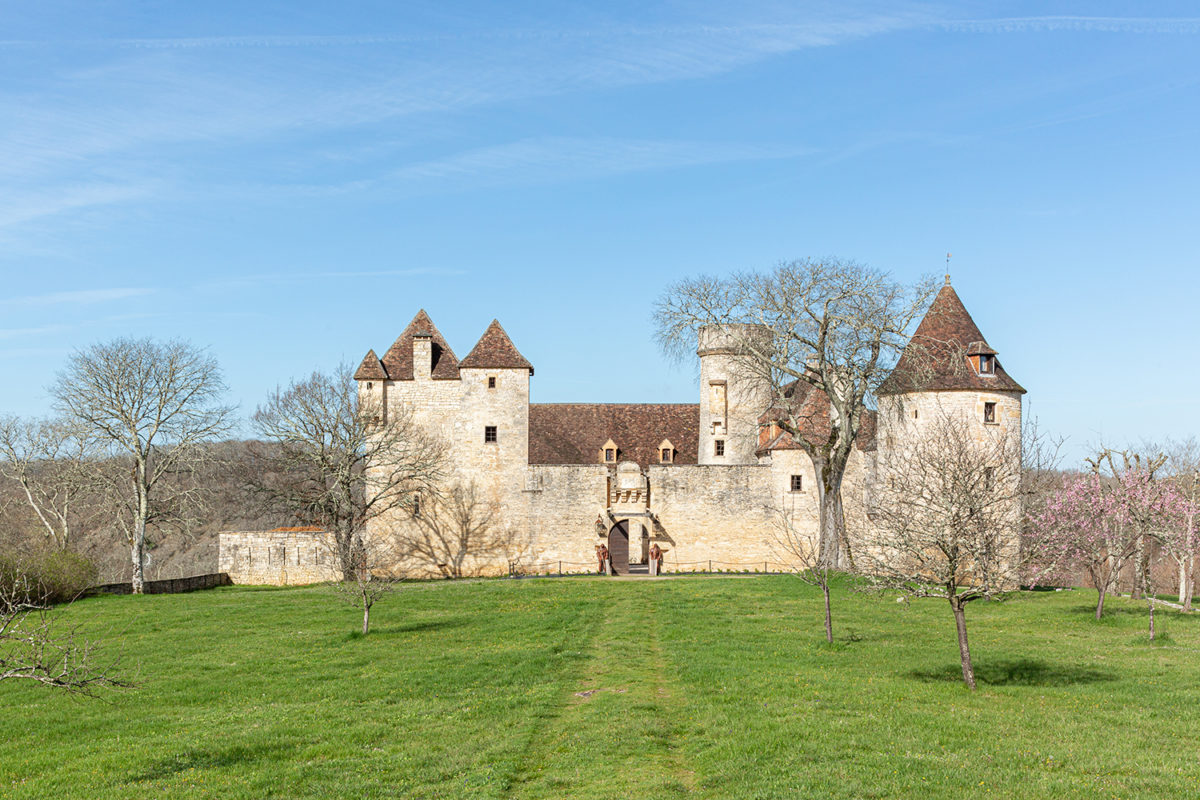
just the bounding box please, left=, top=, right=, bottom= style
left=697, top=323, right=773, bottom=465
left=876, top=276, right=1025, bottom=454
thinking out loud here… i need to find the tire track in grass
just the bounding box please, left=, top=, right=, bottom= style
left=506, top=584, right=694, bottom=799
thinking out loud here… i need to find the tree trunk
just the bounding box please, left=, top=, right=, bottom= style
left=816, top=467, right=844, bottom=569
left=362, top=602, right=371, bottom=636
left=951, top=598, right=976, bottom=690
left=1147, top=598, right=1155, bottom=641
left=1185, top=555, right=1194, bottom=612
left=822, top=582, right=833, bottom=644
left=1132, top=534, right=1145, bottom=599
left=131, top=480, right=148, bottom=595
left=1095, top=587, right=1106, bottom=620
left=1180, top=559, right=1188, bottom=605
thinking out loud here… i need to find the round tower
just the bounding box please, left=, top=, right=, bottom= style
left=697, top=323, right=773, bottom=465
left=876, top=277, right=1025, bottom=468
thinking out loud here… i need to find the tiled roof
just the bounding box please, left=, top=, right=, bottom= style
left=379, top=309, right=461, bottom=381
left=353, top=349, right=388, bottom=381
left=529, top=404, right=699, bottom=468
left=757, top=380, right=877, bottom=453
left=878, top=282, right=1025, bottom=396
left=459, top=319, right=534, bottom=375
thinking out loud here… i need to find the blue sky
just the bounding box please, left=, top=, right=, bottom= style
left=2, top=1, right=1198, bottom=462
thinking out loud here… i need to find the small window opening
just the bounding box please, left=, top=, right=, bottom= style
left=605, top=448, right=615, bottom=462
left=913, top=409, right=919, bottom=419
left=790, top=474, right=803, bottom=492
left=366, top=382, right=373, bottom=390
left=714, top=440, right=725, bottom=457
left=484, top=425, right=498, bottom=443
left=487, top=376, right=496, bottom=389
left=983, top=402, right=996, bottom=424
left=661, top=448, right=672, bottom=463
left=979, top=355, right=995, bottom=375
left=412, top=493, right=421, bottom=518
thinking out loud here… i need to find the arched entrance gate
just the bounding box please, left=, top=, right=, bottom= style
left=607, top=521, right=630, bottom=575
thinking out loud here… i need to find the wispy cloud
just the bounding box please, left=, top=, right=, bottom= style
left=199, top=267, right=465, bottom=290
left=354, top=137, right=813, bottom=194
left=0, top=324, right=69, bottom=339
left=2, top=288, right=156, bottom=307
left=939, top=16, right=1200, bottom=35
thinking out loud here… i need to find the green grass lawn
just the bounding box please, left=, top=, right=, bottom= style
left=5, top=576, right=1200, bottom=799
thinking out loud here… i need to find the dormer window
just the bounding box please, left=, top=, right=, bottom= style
left=600, top=439, right=618, bottom=464
left=661, top=448, right=672, bottom=462
left=978, top=355, right=995, bottom=375
left=658, top=439, right=675, bottom=464
left=605, top=448, right=615, bottom=462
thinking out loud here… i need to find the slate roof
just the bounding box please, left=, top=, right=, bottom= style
left=379, top=310, right=461, bottom=381
left=529, top=404, right=699, bottom=468
left=459, top=319, right=534, bottom=375
left=877, top=281, right=1025, bottom=396
left=353, top=349, right=388, bottom=381
left=757, top=380, right=877, bottom=454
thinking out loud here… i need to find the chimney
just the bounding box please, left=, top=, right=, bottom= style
left=413, top=330, right=432, bottom=380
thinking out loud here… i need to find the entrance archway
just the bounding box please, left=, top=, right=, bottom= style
left=608, top=521, right=630, bottom=575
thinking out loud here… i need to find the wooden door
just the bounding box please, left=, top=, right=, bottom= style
left=608, top=522, right=630, bottom=575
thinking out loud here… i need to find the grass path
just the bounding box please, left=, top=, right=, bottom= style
left=507, top=587, right=694, bottom=798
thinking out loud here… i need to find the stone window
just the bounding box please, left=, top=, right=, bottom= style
left=484, top=425, right=498, bottom=443
left=605, top=448, right=615, bottom=462
left=366, top=382, right=373, bottom=390
left=790, top=474, right=803, bottom=492
left=412, top=493, right=421, bottom=517
left=983, top=402, right=996, bottom=424
left=913, top=409, right=919, bottom=419
left=714, top=439, right=725, bottom=457
left=659, top=439, right=675, bottom=464
left=661, top=448, right=672, bottom=463
left=979, top=355, right=995, bottom=375
left=487, top=376, right=497, bottom=389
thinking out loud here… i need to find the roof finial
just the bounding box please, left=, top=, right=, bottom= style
left=945, top=252, right=952, bottom=285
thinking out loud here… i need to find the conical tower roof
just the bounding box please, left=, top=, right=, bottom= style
left=458, top=319, right=534, bottom=375
left=380, top=310, right=461, bottom=381
left=878, top=280, right=1024, bottom=395
left=353, top=349, right=388, bottom=381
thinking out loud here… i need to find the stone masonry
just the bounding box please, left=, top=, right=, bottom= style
left=219, top=279, right=1023, bottom=584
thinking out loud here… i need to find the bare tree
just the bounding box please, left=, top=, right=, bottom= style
left=52, top=338, right=234, bottom=593
left=0, top=571, right=131, bottom=694
left=857, top=408, right=1023, bottom=690
left=403, top=482, right=529, bottom=578
left=250, top=365, right=446, bottom=583
left=771, top=503, right=836, bottom=642
left=326, top=527, right=401, bottom=636
left=657, top=259, right=935, bottom=567
left=0, top=416, right=100, bottom=551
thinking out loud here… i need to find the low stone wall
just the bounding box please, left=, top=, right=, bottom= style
left=219, top=531, right=340, bottom=586
left=89, top=572, right=232, bottom=596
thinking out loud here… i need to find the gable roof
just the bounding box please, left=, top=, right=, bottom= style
left=353, top=349, right=388, bottom=381
left=878, top=281, right=1025, bottom=396
left=529, top=404, right=699, bottom=468
left=380, top=309, right=461, bottom=381
left=757, top=380, right=877, bottom=453
left=458, top=319, right=534, bottom=375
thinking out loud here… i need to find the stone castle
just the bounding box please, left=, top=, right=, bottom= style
left=220, top=279, right=1024, bottom=582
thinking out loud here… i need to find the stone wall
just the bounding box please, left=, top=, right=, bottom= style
left=218, top=531, right=339, bottom=585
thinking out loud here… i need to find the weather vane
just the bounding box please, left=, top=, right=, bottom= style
left=945, top=252, right=952, bottom=285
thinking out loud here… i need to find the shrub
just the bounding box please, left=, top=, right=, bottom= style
left=0, top=548, right=97, bottom=607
